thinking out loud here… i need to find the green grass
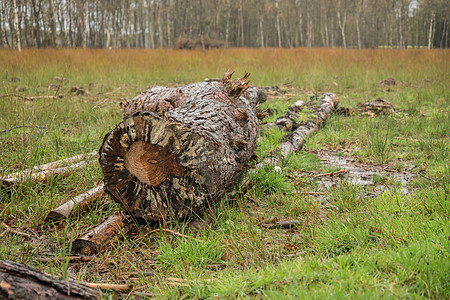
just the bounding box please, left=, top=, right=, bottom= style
left=0, top=48, right=449, bottom=299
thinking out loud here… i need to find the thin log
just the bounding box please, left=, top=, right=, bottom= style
left=72, top=214, right=132, bottom=256
left=277, top=93, right=340, bottom=156
left=0, top=260, right=100, bottom=299
left=1, top=151, right=96, bottom=188
left=100, top=72, right=264, bottom=221
left=46, top=184, right=105, bottom=221
left=0, top=223, right=31, bottom=239
left=1, top=161, right=88, bottom=188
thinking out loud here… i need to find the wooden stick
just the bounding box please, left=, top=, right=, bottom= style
left=46, top=184, right=105, bottom=221
left=147, top=228, right=204, bottom=243
left=0, top=222, right=32, bottom=238
left=2, top=160, right=88, bottom=188
left=72, top=214, right=132, bottom=256
left=81, top=282, right=131, bottom=292
left=313, top=170, right=348, bottom=178
left=294, top=191, right=326, bottom=195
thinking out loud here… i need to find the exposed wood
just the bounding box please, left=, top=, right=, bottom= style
left=81, top=282, right=131, bottom=292
left=46, top=184, right=105, bottom=221
left=1, top=151, right=96, bottom=188
left=72, top=213, right=132, bottom=256
left=1, top=160, right=88, bottom=188
left=276, top=93, right=340, bottom=156
left=0, top=260, right=100, bottom=299
left=100, top=73, right=264, bottom=221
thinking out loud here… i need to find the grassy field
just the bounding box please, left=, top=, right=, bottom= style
left=0, top=48, right=448, bottom=299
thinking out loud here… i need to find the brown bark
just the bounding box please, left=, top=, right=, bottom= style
left=100, top=73, right=265, bottom=221
left=0, top=260, right=100, bottom=299
left=46, top=184, right=105, bottom=221
left=72, top=214, right=132, bottom=255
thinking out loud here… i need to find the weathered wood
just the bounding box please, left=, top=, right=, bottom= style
left=1, top=151, right=96, bottom=188
left=100, top=73, right=263, bottom=221
left=0, top=260, right=100, bottom=299
left=46, top=184, right=105, bottom=221
left=1, top=161, right=88, bottom=188
left=72, top=214, right=132, bottom=256
left=276, top=93, right=339, bottom=156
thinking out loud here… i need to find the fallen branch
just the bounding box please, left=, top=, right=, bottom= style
left=2, top=160, right=88, bottom=188
left=46, top=184, right=105, bottom=221
left=313, top=170, right=348, bottom=178
left=72, top=214, right=132, bottom=256
left=277, top=93, right=340, bottom=156
left=147, top=228, right=204, bottom=243
left=0, top=222, right=32, bottom=239
left=293, top=191, right=326, bottom=195
left=0, top=260, right=100, bottom=299
left=0, top=94, right=63, bottom=101
left=81, top=282, right=131, bottom=292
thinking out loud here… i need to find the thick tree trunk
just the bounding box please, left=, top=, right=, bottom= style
left=99, top=73, right=265, bottom=221
left=0, top=260, right=100, bottom=299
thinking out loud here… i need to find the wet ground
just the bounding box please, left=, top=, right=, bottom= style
left=314, top=150, right=415, bottom=195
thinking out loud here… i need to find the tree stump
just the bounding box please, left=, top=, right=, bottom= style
left=99, top=72, right=265, bottom=221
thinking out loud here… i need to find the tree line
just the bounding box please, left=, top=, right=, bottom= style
left=1, top=0, right=448, bottom=51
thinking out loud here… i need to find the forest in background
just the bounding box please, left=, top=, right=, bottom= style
left=1, top=0, right=449, bottom=51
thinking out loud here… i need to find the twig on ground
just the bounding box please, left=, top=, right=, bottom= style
left=313, top=170, right=348, bottom=178
left=81, top=282, right=131, bottom=292
left=294, top=191, right=326, bottom=195
left=418, top=172, right=436, bottom=183
left=0, top=223, right=32, bottom=239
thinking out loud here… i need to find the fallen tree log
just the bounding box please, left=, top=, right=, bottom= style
left=46, top=184, right=105, bottom=221
left=1, top=161, right=88, bottom=188
left=0, top=260, right=100, bottom=299
left=1, top=151, right=96, bottom=188
left=99, top=72, right=264, bottom=221
left=275, top=93, right=339, bottom=156
left=72, top=213, right=132, bottom=255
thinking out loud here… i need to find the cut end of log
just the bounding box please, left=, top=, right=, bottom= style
left=124, top=140, right=185, bottom=187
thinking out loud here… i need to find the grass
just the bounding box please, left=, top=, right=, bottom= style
left=0, top=48, right=449, bottom=299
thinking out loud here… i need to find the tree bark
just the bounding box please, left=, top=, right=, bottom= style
left=46, top=184, right=105, bottom=221
left=0, top=260, right=100, bottom=299
left=72, top=213, right=132, bottom=255
left=99, top=73, right=265, bottom=221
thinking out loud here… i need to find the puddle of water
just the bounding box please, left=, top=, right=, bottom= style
left=317, top=151, right=414, bottom=195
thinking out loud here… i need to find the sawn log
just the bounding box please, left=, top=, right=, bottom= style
left=99, top=72, right=265, bottom=221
